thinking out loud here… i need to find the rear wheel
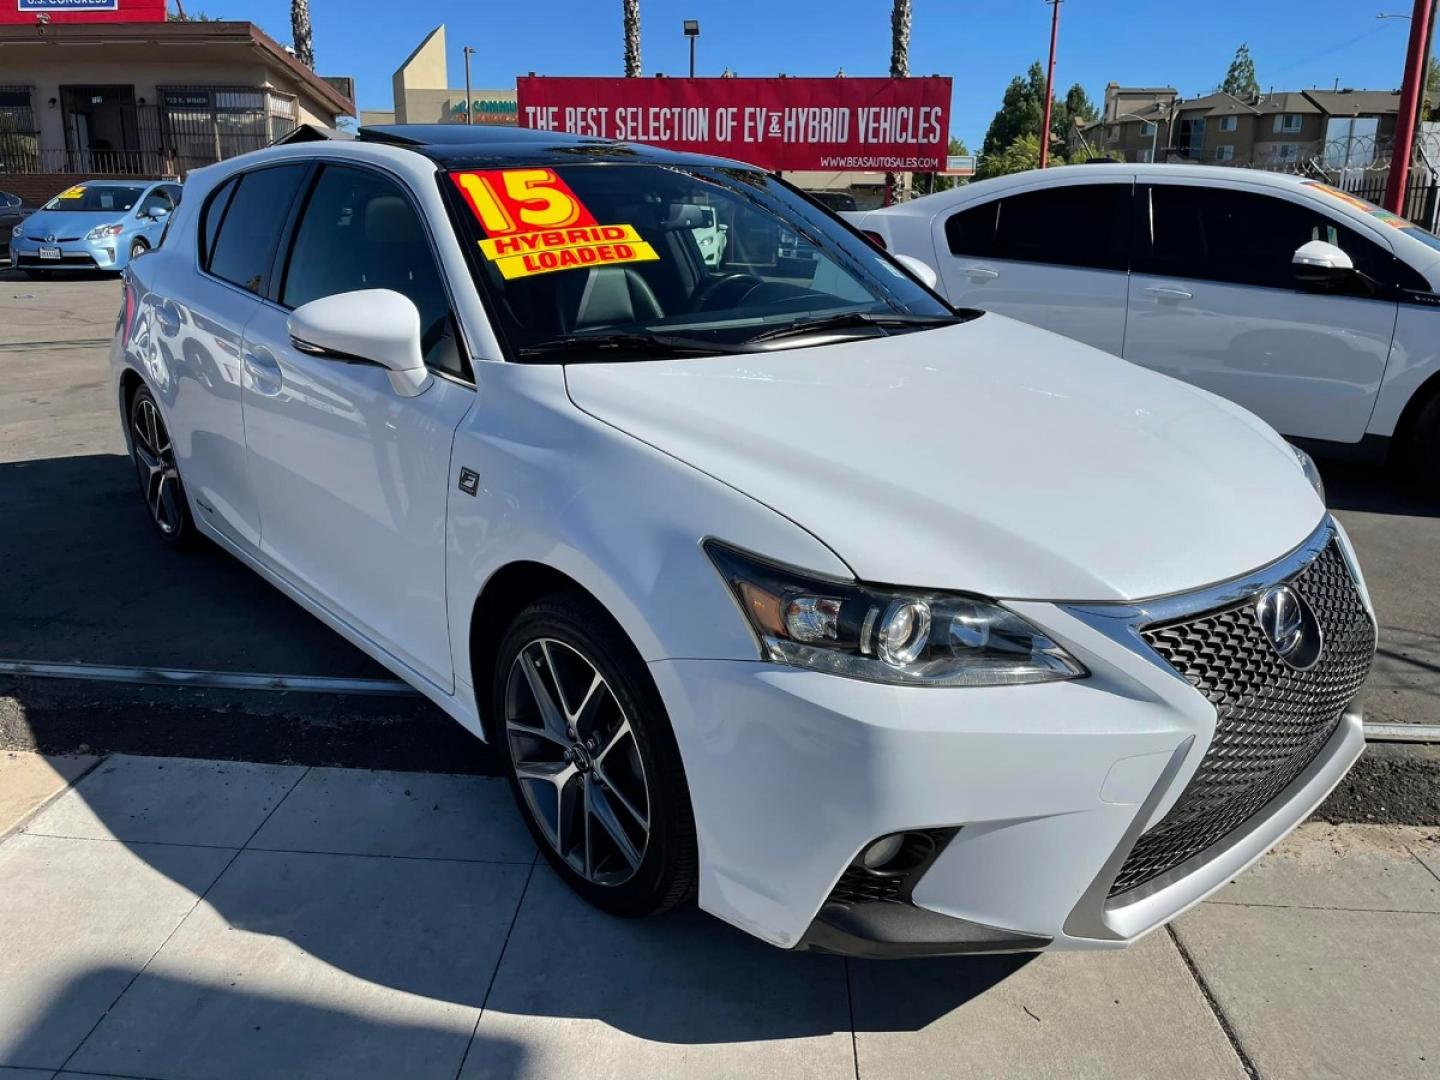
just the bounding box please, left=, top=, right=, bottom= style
left=493, top=593, right=696, bottom=917
left=1403, top=390, right=1440, bottom=500
left=128, top=385, right=194, bottom=545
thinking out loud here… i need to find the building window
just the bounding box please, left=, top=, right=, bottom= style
left=1214, top=145, right=1235, bottom=162
left=1219, top=115, right=1238, bottom=132
left=1107, top=125, right=1119, bottom=143
left=1141, top=121, right=1157, bottom=138
left=1177, top=116, right=1206, bottom=158
left=0, top=86, right=39, bottom=173
left=1275, top=143, right=1299, bottom=162
left=1275, top=114, right=1303, bottom=134
left=1136, top=148, right=1154, bottom=163
left=156, top=87, right=300, bottom=173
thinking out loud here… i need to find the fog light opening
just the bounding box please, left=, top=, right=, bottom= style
left=860, top=833, right=906, bottom=871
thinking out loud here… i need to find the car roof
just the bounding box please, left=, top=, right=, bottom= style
left=354, top=124, right=760, bottom=173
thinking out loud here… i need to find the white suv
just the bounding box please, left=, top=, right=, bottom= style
left=850, top=164, right=1440, bottom=484
left=112, top=127, right=1374, bottom=957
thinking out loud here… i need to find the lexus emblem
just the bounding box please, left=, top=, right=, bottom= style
left=1255, top=586, right=1322, bottom=670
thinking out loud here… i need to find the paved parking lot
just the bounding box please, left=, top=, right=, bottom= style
left=2, top=271, right=1439, bottom=1078
left=1, top=750, right=1437, bottom=1080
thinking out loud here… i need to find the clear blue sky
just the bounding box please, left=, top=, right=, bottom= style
left=224, top=0, right=1423, bottom=149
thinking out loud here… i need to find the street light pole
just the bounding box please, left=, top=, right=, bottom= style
left=683, top=20, right=700, bottom=78
left=1039, top=0, right=1062, bottom=168
left=463, top=46, right=476, bottom=126
left=1384, top=0, right=1434, bottom=213
left=1116, top=113, right=1160, bottom=162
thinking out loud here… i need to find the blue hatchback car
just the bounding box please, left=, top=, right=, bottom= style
left=11, top=179, right=183, bottom=277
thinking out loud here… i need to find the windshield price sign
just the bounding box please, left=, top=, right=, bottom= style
left=517, top=76, right=951, bottom=172
left=452, top=168, right=660, bottom=279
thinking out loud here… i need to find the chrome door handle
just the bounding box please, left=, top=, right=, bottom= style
left=243, top=348, right=281, bottom=375
left=963, top=266, right=1000, bottom=282
left=1143, top=286, right=1193, bottom=302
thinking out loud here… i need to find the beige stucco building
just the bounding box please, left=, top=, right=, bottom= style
left=359, top=24, right=516, bottom=128
left=0, top=19, right=353, bottom=204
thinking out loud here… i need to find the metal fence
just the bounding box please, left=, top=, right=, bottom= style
left=0, top=88, right=299, bottom=179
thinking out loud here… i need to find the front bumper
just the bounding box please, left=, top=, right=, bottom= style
left=649, top=518, right=1373, bottom=955
left=11, top=235, right=119, bottom=271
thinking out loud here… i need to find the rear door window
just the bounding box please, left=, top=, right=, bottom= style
left=945, top=183, right=1132, bottom=271
left=206, top=164, right=308, bottom=296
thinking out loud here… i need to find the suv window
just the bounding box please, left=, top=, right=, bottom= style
left=281, top=164, right=464, bottom=378
left=945, top=183, right=1131, bottom=271
left=207, top=164, right=308, bottom=296
left=1136, top=184, right=1427, bottom=292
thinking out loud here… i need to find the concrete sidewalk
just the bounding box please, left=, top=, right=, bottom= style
left=0, top=750, right=1436, bottom=1080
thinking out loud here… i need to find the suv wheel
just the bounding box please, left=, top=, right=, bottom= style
left=128, top=385, right=193, bottom=544
left=493, top=593, right=697, bottom=916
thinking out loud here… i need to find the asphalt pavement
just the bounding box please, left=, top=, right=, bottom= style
left=1, top=269, right=1437, bottom=817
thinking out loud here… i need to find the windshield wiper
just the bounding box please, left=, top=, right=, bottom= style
left=745, top=310, right=963, bottom=344
left=518, top=331, right=751, bottom=361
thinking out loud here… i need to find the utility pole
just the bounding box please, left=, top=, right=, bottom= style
left=1039, top=0, right=1062, bottom=169
left=463, top=46, right=476, bottom=126
left=1385, top=0, right=1434, bottom=213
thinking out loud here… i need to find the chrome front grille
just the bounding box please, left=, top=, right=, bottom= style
left=1108, top=537, right=1374, bottom=899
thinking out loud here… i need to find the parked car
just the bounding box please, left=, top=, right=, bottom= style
left=680, top=203, right=728, bottom=267
left=806, top=189, right=858, bottom=213
left=113, top=127, right=1374, bottom=958
left=847, top=164, right=1440, bottom=486
left=0, top=190, right=30, bottom=263
left=11, top=179, right=182, bottom=277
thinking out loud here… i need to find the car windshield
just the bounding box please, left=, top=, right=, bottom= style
left=42, top=185, right=146, bottom=213
left=445, top=163, right=960, bottom=361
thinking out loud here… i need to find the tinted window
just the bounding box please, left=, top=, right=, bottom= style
left=200, top=177, right=236, bottom=268
left=208, top=165, right=307, bottom=295
left=282, top=165, right=463, bottom=377
left=946, top=184, right=1131, bottom=271
left=139, top=188, right=174, bottom=217
left=43, top=185, right=146, bottom=213
left=1137, top=184, right=1425, bottom=292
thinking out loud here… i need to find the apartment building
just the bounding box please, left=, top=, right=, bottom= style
left=1075, top=83, right=1422, bottom=171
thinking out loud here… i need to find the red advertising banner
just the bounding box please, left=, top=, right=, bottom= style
left=0, top=0, right=166, bottom=24
left=516, top=76, right=951, bottom=172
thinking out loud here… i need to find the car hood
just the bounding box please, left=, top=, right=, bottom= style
left=564, top=314, right=1326, bottom=603
left=21, top=209, right=130, bottom=236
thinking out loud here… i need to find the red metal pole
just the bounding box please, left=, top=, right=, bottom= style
left=1039, top=0, right=1062, bottom=169
left=1385, top=0, right=1433, bottom=214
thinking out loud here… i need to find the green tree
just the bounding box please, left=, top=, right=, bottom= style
left=919, top=137, right=970, bottom=194
left=977, top=133, right=1042, bottom=179
left=1221, top=43, right=1259, bottom=98
left=1429, top=56, right=1439, bottom=119
left=980, top=62, right=1046, bottom=160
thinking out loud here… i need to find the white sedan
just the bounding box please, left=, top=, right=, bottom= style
left=848, top=164, right=1440, bottom=485
left=113, top=128, right=1373, bottom=957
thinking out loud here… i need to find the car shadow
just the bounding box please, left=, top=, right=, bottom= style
left=1319, top=458, right=1439, bottom=519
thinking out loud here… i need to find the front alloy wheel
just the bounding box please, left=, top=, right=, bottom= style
left=505, top=638, right=650, bottom=885
left=494, top=594, right=697, bottom=917
left=129, top=386, right=192, bottom=544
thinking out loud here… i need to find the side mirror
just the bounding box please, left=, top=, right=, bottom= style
left=150, top=207, right=170, bottom=220
left=893, top=252, right=939, bottom=290
left=1292, top=239, right=1354, bottom=283
left=288, top=289, right=432, bottom=397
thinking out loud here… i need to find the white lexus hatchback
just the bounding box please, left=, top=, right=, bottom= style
left=849, top=164, right=1440, bottom=485
left=113, top=127, right=1375, bottom=957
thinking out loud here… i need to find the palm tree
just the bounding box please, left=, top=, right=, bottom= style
left=291, top=0, right=315, bottom=70
left=623, top=0, right=642, bottom=77
left=886, top=0, right=911, bottom=203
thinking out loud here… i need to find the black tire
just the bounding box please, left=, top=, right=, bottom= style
left=1404, top=391, right=1440, bottom=500
left=129, top=238, right=147, bottom=262
left=493, top=592, right=697, bottom=917
left=22, top=269, right=50, bottom=280
left=128, top=384, right=195, bottom=546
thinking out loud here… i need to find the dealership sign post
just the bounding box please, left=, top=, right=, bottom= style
left=516, top=76, right=951, bottom=173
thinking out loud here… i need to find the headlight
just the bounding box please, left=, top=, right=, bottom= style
left=86, top=223, right=125, bottom=241
left=705, top=542, right=1086, bottom=687
left=1291, top=444, right=1325, bottom=502
left=9, top=223, right=19, bottom=238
